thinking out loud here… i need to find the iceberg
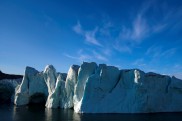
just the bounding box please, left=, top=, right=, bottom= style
left=46, top=65, right=80, bottom=108
left=14, top=65, right=58, bottom=105
left=46, top=73, right=67, bottom=108
left=12, top=62, right=182, bottom=113
left=74, top=62, right=97, bottom=112
left=65, top=65, right=80, bottom=108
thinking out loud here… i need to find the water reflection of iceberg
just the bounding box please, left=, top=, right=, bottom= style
left=0, top=105, right=180, bottom=121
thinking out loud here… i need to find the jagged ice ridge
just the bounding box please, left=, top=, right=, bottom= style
left=13, top=62, right=182, bottom=113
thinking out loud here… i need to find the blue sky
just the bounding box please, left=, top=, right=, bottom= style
left=0, top=0, right=182, bottom=79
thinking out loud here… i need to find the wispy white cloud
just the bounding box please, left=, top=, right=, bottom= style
left=132, top=15, right=148, bottom=41
left=93, top=51, right=108, bottom=61
left=120, top=14, right=149, bottom=42
left=132, top=58, right=146, bottom=67
left=162, top=6, right=182, bottom=32
left=85, top=28, right=102, bottom=46
left=63, top=52, right=92, bottom=62
left=64, top=49, right=108, bottom=62
left=102, top=48, right=112, bottom=56
left=113, top=43, right=132, bottom=53
left=63, top=53, right=78, bottom=60
left=146, top=45, right=176, bottom=58
left=73, top=22, right=83, bottom=34
left=99, top=21, right=113, bottom=36
left=173, top=64, right=182, bottom=70
left=79, top=54, right=92, bottom=61
left=119, top=11, right=167, bottom=42
left=73, top=22, right=102, bottom=46
left=145, top=46, right=162, bottom=58
left=152, top=24, right=167, bottom=33
left=115, top=1, right=168, bottom=53
left=161, top=48, right=176, bottom=58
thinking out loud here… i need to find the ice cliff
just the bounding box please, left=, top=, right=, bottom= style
left=13, top=62, right=182, bottom=113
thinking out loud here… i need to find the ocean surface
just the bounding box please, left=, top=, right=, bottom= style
left=0, top=104, right=182, bottom=121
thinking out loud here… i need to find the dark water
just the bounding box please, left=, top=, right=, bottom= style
left=0, top=104, right=182, bottom=121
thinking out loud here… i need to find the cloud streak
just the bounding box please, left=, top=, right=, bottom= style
left=120, top=14, right=149, bottom=42
left=113, top=42, right=132, bottom=53
left=93, top=51, right=108, bottom=61
left=64, top=49, right=108, bottom=62
left=146, top=46, right=176, bottom=59
left=63, top=53, right=92, bottom=62
left=115, top=1, right=168, bottom=53
left=132, top=58, right=146, bottom=67
left=73, top=22, right=102, bottom=46
left=73, top=22, right=82, bottom=34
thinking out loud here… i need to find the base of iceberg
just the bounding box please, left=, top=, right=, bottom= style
left=2, top=62, right=182, bottom=113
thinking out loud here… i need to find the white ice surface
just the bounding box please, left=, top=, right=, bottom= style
left=14, top=62, right=182, bottom=113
